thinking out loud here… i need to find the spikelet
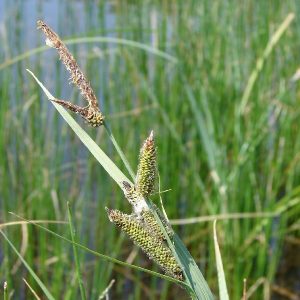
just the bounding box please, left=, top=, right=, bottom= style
left=122, top=181, right=139, bottom=206
left=140, top=209, right=165, bottom=241
left=37, top=20, right=104, bottom=127
left=141, top=203, right=174, bottom=240
left=135, top=131, right=156, bottom=198
left=122, top=181, right=148, bottom=215
left=106, top=208, right=183, bottom=280
left=122, top=182, right=173, bottom=241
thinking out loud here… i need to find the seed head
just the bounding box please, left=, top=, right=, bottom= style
left=135, top=131, right=156, bottom=198
left=141, top=204, right=174, bottom=241
left=106, top=208, right=183, bottom=280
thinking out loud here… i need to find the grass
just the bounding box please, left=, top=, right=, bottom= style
left=1, top=1, right=300, bottom=299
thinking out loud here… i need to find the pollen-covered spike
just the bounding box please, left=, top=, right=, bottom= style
left=106, top=208, right=183, bottom=280
left=135, top=131, right=157, bottom=198
left=37, top=20, right=105, bottom=127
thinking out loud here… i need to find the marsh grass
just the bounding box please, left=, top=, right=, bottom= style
left=1, top=1, right=300, bottom=299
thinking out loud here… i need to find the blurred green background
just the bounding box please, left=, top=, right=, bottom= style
left=1, top=1, right=300, bottom=299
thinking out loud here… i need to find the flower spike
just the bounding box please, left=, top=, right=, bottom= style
left=106, top=208, right=183, bottom=280
left=135, top=130, right=157, bottom=198
left=37, top=20, right=104, bottom=127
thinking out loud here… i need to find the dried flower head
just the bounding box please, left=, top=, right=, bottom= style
left=135, top=131, right=156, bottom=197
left=37, top=20, right=104, bottom=127
left=106, top=208, right=183, bottom=280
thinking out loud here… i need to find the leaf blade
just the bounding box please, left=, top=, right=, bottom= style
left=213, top=220, right=229, bottom=300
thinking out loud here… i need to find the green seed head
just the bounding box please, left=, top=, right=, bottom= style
left=135, top=131, right=157, bottom=198
left=140, top=210, right=165, bottom=241
left=142, top=204, right=174, bottom=240
left=106, top=208, right=183, bottom=280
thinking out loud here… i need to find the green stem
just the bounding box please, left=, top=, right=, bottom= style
left=3, top=282, right=8, bottom=300
left=104, top=121, right=136, bottom=181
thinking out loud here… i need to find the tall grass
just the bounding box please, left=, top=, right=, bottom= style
left=1, top=1, right=300, bottom=299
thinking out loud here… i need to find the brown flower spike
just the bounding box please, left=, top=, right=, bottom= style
left=37, top=20, right=104, bottom=127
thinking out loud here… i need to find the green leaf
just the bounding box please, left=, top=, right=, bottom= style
left=148, top=201, right=214, bottom=300
left=0, top=230, right=55, bottom=300
left=173, top=234, right=214, bottom=300
left=27, top=69, right=131, bottom=188
left=213, top=221, right=229, bottom=300
left=1, top=36, right=177, bottom=71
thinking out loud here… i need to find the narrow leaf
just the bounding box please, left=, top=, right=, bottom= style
left=213, top=220, right=229, bottom=300
left=27, top=69, right=131, bottom=188
left=0, top=230, right=55, bottom=300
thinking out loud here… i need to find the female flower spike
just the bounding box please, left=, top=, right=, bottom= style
left=122, top=181, right=173, bottom=241
left=106, top=208, right=183, bottom=280
left=141, top=204, right=174, bottom=241
left=135, top=131, right=156, bottom=198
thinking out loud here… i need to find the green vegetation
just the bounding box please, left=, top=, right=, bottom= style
left=1, top=1, right=300, bottom=299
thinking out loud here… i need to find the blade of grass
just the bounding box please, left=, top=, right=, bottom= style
left=0, top=36, right=177, bottom=71
left=184, top=81, right=218, bottom=172
left=26, top=69, right=132, bottom=188
left=0, top=230, right=55, bottom=300
left=98, top=279, right=115, bottom=300
left=170, top=211, right=278, bottom=225
left=0, top=220, right=68, bottom=229
left=156, top=175, right=213, bottom=299
left=104, top=121, right=135, bottom=181
left=148, top=202, right=214, bottom=300
left=213, top=220, right=229, bottom=300
left=23, top=278, right=41, bottom=300
left=67, top=202, right=87, bottom=300
left=172, top=234, right=214, bottom=300
left=238, top=13, right=294, bottom=115
left=9, top=212, right=187, bottom=288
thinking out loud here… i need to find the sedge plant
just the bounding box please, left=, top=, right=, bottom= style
left=24, top=20, right=225, bottom=299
